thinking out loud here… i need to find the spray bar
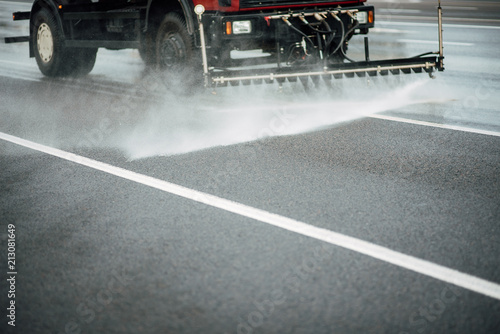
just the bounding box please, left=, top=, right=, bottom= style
left=211, top=61, right=437, bottom=84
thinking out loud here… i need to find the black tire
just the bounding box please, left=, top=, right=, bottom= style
left=32, top=8, right=97, bottom=77
left=32, top=8, right=66, bottom=76
left=70, top=48, right=98, bottom=77
left=155, top=13, right=201, bottom=88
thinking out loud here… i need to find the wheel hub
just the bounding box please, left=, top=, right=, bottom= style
left=159, top=33, right=185, bottom=68
left=37, top=23, right=54, bottom=63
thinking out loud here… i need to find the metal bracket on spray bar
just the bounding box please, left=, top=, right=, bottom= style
left=194, top=4, right=210, bottom=88
left=438, top=0, right=445, bottom=71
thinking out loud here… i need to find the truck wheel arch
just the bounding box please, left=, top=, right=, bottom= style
left=146, top=0, right=195, bottom=35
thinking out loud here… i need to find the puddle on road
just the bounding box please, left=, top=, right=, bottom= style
left=109, top=76, right=453, bottom=160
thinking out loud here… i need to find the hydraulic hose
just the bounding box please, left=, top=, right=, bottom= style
left=318, top=20, right=336, bottom=56
left=305, top=19, right=335, bottom=61
left=412, top=51, right=439, bottom=58
left=282, top=18, right=315, bottom=49
left=339, top=20, right=360, bottom=63
left=302, top=19, right=335, bottom=35
left=328, top=16, right=345, bottom=58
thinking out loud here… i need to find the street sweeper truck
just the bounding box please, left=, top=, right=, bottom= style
left=5, top=0, right=444, bottom=87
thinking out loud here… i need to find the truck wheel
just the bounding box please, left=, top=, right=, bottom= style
left=155, top=13, right=195, bottom=82
left=33, top=8, right=97, bottom=77
left=33, top=8, right=66, bottom=76
left=69, top=48, right=98, bottom=77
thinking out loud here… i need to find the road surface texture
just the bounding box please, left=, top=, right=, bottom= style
left=1, top=1, right=499, bottom=333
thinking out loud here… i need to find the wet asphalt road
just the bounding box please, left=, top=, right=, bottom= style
left=1, top=1, right=500, bottom=333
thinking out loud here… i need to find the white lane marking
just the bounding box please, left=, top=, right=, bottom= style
left=371, top=27, right=414, bottom=34
left=1, top=131, right=500, bottom=301
left=379, top=16, right=500, bottom=24
left=397, top=39, right=474, bottom=46
left=442, top=6, right=478, bottom=11
left=379, top=9, right=422, bottom=14
left=368, top=114, right=500, bottom=138
left=379, top=20, right=500, bottom=30
left=0, top=1, right=31, bottom=6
